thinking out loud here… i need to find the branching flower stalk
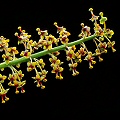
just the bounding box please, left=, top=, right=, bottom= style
left=0, top=8, right=116, bottom=103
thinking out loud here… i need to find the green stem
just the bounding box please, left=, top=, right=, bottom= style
left=0, top=34, right=96, bottom=69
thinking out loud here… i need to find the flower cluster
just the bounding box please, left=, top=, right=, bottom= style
left=54, top=22, right=71, bottom=45
left=49, top=52, right=64, bottom=80
left=78, top=23, right=91, bottom=38
left=36, top=28, right=59, bottom=50
left=89, top=8, right=115, bottom=53
left=8, top=67, right=26, bottom=94
left=15, top=27, right=35, bottom=57
left=65, top=45, right=79, bottom=76
left=0, top=36, right=21, bottom=103
left=0, top=36, right=19, bottom=64
left=27, top=58, right=48, bottom=89
left=76, top=8, right=116, bottom=69
left=0, top=83, right=9, bottom=103
left=0, top=74, right=9, bottom=103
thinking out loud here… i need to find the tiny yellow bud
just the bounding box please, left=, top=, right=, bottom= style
left=18, top=26, right=21, bottom=30
left=2, top=100, right=5, bottom=103
left=79, top=59, right=82, bottom=63
left=72, top=72, right=76, bottom=76
left=36, top=28, right=40, bottom=31
left=81, top=23, right=84, bottom=27
left=56, top=59, right=60, bottom=64
left=112, top=48, right=116, bottom=52
left=99, top=12, right=103, bottom=17
left=41, top=85, right=45, bottom=89
left=89, top=8, right=93, bottom=12
left=15, top=90, right=19, bottom=94
left=76, top=71, right=79, bottom=75
left=28, top=35, right=31, bottom=38
left=36, top=83, right=40, bottom=87
left=54, top=22, right=57, bottom=26
left=92, top=61, right=96, bottom=64
left=59, top=75, right=63, bottom=80
left=5, top=97, right=9, bottom=101
left=39, top=59, right=43, bottom=64
left=89, top=65, right=93, bottom=69
left=104, top=50, right=107, bottom=53
left=56, top=75, right=59, bottom=79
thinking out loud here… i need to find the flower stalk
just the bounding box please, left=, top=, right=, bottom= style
left=0, top=34, right=96, bottom=69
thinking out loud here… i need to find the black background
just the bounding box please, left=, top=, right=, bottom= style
left=0, top=0, right=119, bottom=118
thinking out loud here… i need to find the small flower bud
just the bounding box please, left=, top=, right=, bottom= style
left=41, top=85, right=45, bottom=89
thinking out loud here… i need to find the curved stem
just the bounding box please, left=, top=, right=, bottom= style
left=0, top=34, right=96, bottom=69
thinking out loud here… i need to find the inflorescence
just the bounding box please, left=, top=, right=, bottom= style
left=0, top=8, right=115, bottom=103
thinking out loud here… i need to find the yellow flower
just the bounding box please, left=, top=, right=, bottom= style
left=27, top=61, right=36, bottom=72
left=7, top=47, right=19, bottom=55
left=20, top=50, right=31, bottom=58
left=0, top=74, right=7, bottom=83
left=17, top=70, right=24, bottom=80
